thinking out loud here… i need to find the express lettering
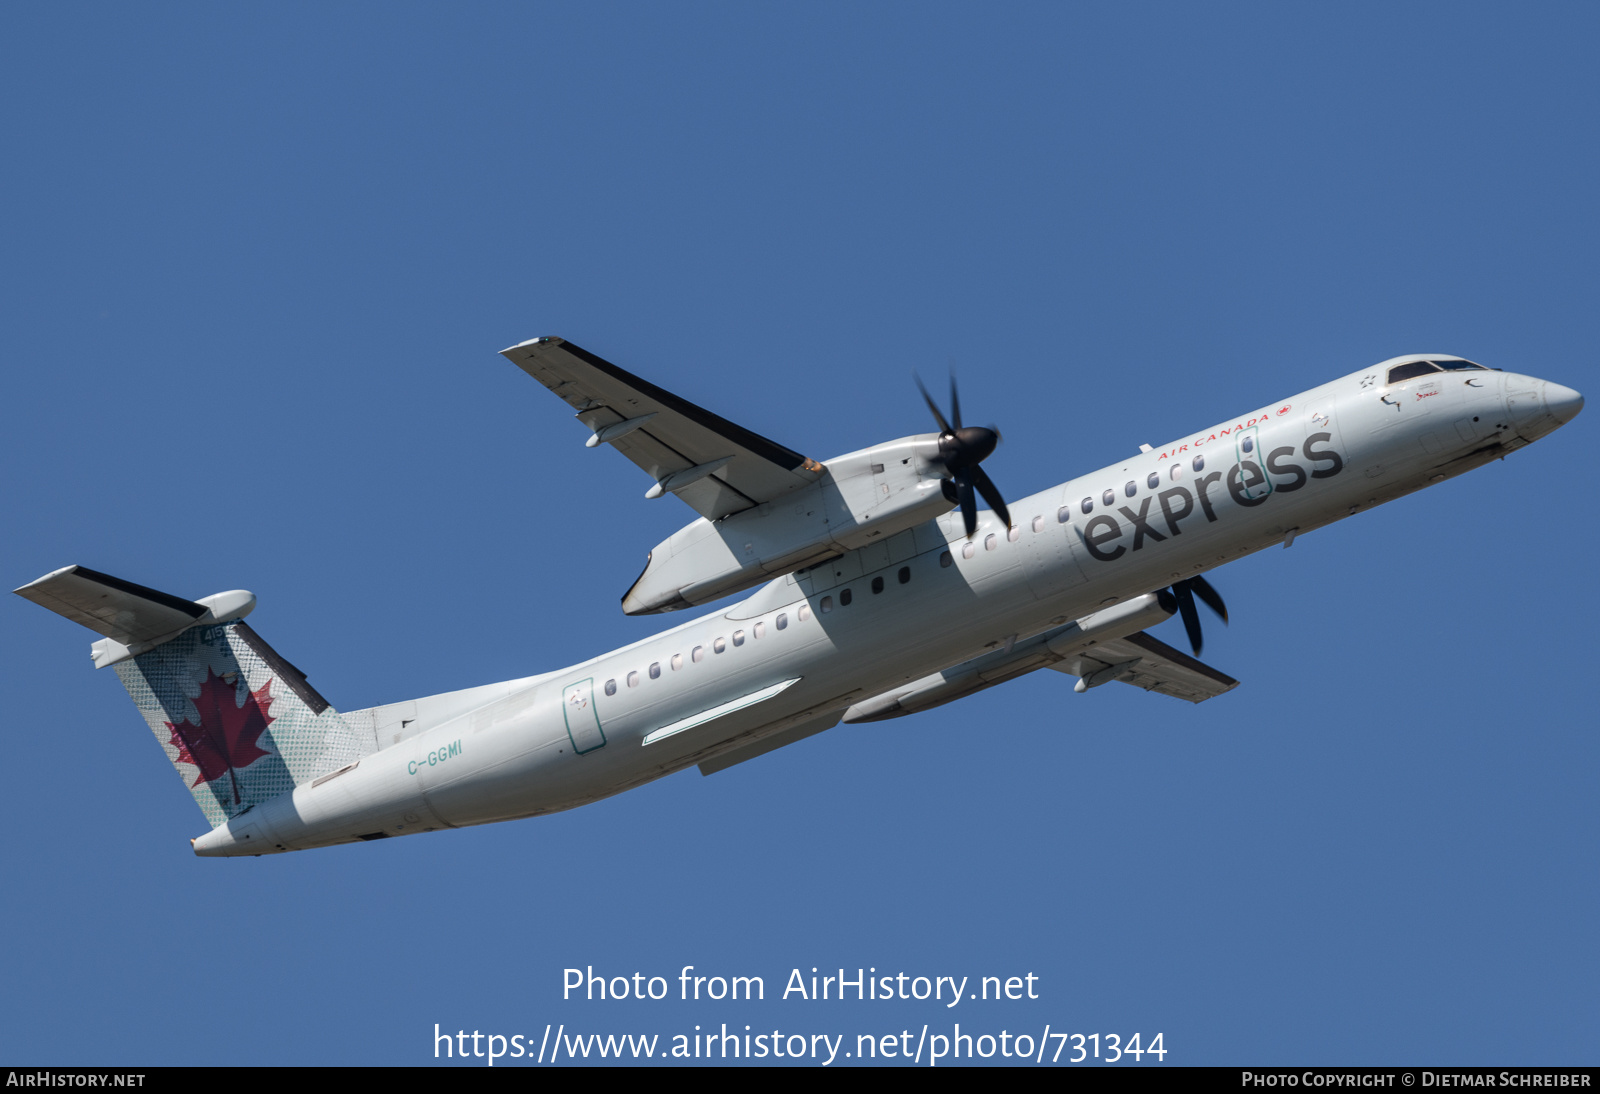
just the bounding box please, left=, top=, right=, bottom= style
left=1226, top=461, right=1271, bottom=507
left=1081, top=433, right=1341, bottom=562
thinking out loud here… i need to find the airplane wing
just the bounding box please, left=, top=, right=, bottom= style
left=501, top=337, right=824, bottom=521
left=1050, top=630, right=1239, bottom=704
left=842, top=607, right=1238, bottom=723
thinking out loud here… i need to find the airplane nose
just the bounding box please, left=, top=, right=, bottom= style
left=1545, top=382, right=1584, bottom=426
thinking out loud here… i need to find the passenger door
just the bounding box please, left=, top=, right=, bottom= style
left=561, top=678, right=607, bottom=755
left=1232, top=425, right=1273, bottom=502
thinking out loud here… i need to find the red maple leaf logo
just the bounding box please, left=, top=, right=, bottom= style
left=166, top=670, right=275, bottom=805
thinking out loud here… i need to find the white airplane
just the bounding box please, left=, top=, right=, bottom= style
left=16, top=340, right=1583, bottom=857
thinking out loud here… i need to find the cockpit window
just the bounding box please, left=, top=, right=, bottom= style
left=1387, top=361, right=1442, bottom=385
left=1433, top=359, right=1486, bottom=371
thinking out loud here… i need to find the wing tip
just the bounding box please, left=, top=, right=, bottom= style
left=14, top=564, right=83, bottom=596
left=500, top=336, right=563, bottom=357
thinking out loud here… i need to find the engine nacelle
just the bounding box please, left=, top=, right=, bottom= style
left=622, top=434, right=954, bottom=614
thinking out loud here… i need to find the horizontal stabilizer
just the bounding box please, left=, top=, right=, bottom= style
left=15, top=565, right=257, bottom=668
left=17, top=565, right=374, bottom=829
left=16, top=565, right=205, bottom=644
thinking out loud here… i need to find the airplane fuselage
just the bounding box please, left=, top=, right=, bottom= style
left=192, top=359, right=1581, bottom=855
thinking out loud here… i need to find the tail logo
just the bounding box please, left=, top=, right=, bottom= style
left=165, top=669, right=276, bottom=805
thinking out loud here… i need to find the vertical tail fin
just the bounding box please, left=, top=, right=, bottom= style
left=17, top=566, right=377, bottom=828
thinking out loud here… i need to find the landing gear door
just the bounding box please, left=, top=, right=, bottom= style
left=561, top=678, right=607, bottom=755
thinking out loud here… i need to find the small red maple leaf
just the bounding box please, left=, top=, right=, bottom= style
left=166, top=670, right=275, bottom=806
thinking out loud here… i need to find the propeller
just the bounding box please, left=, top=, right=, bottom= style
left=1164, top=575, right=1229, bottom=657
left=915, top=373, right=1010, bottom=538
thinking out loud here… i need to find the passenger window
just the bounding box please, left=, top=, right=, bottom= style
left=898, top=566, right=911, bottom=584
left=1147, top=472, right=1159, bottom=489
left=1079, top=498, right=1092, bottom=515
left=627, top=671, right=639, bottom=688
left=713, top=637, right=726, bottom=653
left=776, top=613, right=788, bottom=630
left=732, top=630, right=745, bottom=646
left=840, top=588, right=854, bottom=606
left=692, top=645, right=704, bottom=663
left=1387, top=361, right=1442, bottom=384
left=1032, top=515, right=1044, bottom=533
left=649, top=662, right=661, bottom=680
left=798, top=603, right=811, bottom=622
left=1124, top=480, right=1137, bottom=497
left=820, top=596, right=833, bottom=614
left=985, top=533, right=997, bottom=551
left=962, top=542, right=976, bottom=559
left=939, top=550, right=952, bottom=567
left=671, top=653, right=682, bottom=671
left=1192, top=455, right=1204, bottom=472
left=754, top=621, right=765, bottom=639
left=1007, top=526, right=1020, bottom=542
left=604, top=679, right=617, bottom=696
left=1102, top=488, right=1115, bottom=506
left=871, top=576, right=884, bottom=594
left=1170, top=463, right=1183, bottom=482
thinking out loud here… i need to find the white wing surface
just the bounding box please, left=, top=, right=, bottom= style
left=501, top=337, right=823, bottom=520
left=1050, top=631, right=1239, bottom=704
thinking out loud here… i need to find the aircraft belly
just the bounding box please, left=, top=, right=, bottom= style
left=195, top=732, right=450, bottom=853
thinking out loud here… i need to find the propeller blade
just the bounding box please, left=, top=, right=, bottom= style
left=1186, top=575, right=1229, bottom=624
left=1173, top=582, right=1204, bottom=656
left=910, top=373, right=1007, bottom=538
left=914, top=373, right=953, bottom=434
left=971, top=465, right=1012, bottom=530
left=955, top=472, right=978, bottom=537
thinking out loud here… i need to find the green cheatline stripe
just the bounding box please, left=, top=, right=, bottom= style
left=641, top=679, right=802, bottom=746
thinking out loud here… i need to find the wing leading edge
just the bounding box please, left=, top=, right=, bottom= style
left=501, top=337, right=823, bottom=520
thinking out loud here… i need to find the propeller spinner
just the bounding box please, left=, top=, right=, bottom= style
left=916, top=374, right=1010, bottom=538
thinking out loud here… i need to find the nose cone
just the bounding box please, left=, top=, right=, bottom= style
left=1545, top=382, right=1584, bottom=427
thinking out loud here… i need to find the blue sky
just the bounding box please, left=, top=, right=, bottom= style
left=3, top=2, right=1596, bottom=1066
